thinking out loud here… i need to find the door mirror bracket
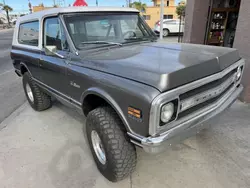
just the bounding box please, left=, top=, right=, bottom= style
left=44, top=46, right=65, bottom=59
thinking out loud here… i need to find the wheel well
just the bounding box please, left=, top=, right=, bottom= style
left=82, top=94, right=110, bottom=116
left=20, top=65, right=28, bottom=75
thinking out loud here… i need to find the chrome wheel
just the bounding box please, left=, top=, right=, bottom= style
left=91, top=130, right=106, bottom=165
left=26, top=83, right=34, bottom=103
left=163, top=30, right=169, bottom=37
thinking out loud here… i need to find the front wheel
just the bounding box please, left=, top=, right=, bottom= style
left=86, top=106, right=137, bottom=182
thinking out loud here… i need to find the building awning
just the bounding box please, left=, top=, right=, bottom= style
left=73, top=0, right=88, bottom=6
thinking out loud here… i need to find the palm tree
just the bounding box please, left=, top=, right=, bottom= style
left=129, top=1, right=147, bottom=13
left=0, top=4, right=13, bottom=25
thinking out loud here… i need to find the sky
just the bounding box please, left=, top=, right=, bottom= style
left=1, top=0, right=182, bottom=14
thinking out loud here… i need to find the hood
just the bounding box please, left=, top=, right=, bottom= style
left=77, top=42, right=241, bottom=92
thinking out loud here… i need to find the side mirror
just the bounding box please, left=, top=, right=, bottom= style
left=44, top=46, right=65, bottom=59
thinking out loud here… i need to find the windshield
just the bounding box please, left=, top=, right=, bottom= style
left=63, top=13, right=156, bottom=49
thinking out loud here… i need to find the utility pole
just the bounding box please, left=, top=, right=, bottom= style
left=159, top=0, right=164, bottom=40
left=128, top=0, right=131, bottom=7
left=96, top=0, right=98, bottom=6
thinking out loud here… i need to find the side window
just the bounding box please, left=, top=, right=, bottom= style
left=18, top=21, right=39, bottom=46
left=44, top=17, right=68, bottom=51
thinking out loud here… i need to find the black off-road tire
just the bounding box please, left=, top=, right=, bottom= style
left=22, top=72, right=52, bottom=111
left=86, top=106, right=137, bottom=182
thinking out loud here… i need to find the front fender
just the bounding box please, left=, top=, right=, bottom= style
left=81, top=87, right=132, bottom=133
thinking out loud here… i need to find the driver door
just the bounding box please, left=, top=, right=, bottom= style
left=39, top=16, right=71, bottom=98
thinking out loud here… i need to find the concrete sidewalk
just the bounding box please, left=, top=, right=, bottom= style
left=0, top=101, right=249, bottom=188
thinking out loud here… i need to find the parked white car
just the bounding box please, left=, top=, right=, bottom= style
left=154, top=19, right=185, bottom=37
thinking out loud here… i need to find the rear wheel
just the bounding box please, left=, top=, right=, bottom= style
left=163, top=29, right=169, bottom=37
left=86, top=106, right=137, bottom=182
left=22, top=72, right=52, bottom=111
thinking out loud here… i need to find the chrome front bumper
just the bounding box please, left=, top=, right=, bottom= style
left=128, top=84, right=243, bottom=153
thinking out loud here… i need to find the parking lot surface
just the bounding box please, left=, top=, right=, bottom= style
left=0, top=100, right=249, bottom=188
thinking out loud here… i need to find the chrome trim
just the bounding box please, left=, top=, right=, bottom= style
left=55, top=52, right=65, bottom=59
left=91, top=130, right=107, bottom=165
left=180, top=72, right=236, bottom=112
left=33, top=78, right=82, bottom=109
left=129, top=85, right=243, bottom=153
left=130, top=139, right=143, bottom=148
left=26, top=83, right=34, bottom=103
left=59, top=14, right=78, bottom=54
left=149, top=59, right=245, bottom=136
left=127, top=132, right=144, bottom=141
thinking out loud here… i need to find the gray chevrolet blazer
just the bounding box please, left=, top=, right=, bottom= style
left=11, top=7, right=245, bottom=182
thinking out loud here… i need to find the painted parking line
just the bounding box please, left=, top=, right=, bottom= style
left=0, top=69, right=13, bottom=76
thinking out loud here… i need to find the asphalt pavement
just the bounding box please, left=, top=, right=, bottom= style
left=0, top=29, right=26, bottom=125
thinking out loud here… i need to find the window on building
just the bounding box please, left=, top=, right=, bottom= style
left=167, top=0, right=169, bottom=6
left=163, top=15, right=174, bottom=19
left=44, top=17, right=68, bottom=50
left=18, top=21, right=39, bottom=46
left=143, top=15, right=151, bottom=20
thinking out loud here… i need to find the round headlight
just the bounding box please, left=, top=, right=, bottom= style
left=161, top=103, right=174, bottom=123
left=236, top=68, right=242, bottom=80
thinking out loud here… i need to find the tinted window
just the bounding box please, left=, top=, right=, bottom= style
left=18, top=21, right=39, bottom=46
left=163, top=15, right=173, bottom=19
left=44, top=17, right=68, bottom=50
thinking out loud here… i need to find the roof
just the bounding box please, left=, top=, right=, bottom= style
left=18, top=6, right=139, bottom=22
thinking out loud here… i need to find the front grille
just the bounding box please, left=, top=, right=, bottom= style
left=178, top=67, right=237, bottom=119
left=180, top=68, right=237, bottom=101
left=178, top=83, right=233, bottom=119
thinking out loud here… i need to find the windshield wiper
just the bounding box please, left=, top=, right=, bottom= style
left=124, top=37, right=156, bottom=42
left=81, top=41, right=122, bottom=46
